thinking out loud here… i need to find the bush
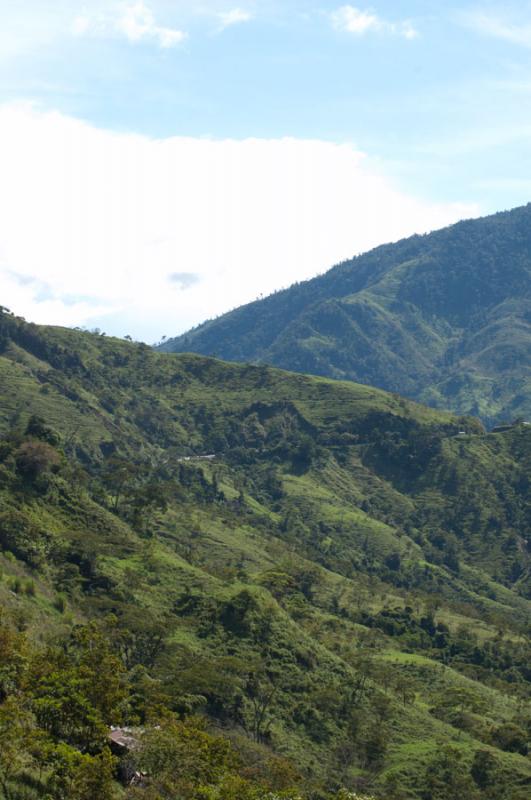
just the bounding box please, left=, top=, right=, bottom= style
left=15, top=441, right=61, bottom=480
left=25, top=415, right=60, bottom=446
left=470, top=750, right=498, bottom=789
left=54, top=593, right=67, bottom=613
left=491, top=722, right=529, bottom=755
left=0, top=509, right=51, bottom=567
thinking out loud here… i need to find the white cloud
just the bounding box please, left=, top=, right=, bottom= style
left=332, top=6, right=380, bottom=35
left=118, top=2, right=186, bottom=47
left=72, top=2, right=187, bottom=49
left=331, top=5, right=418, bottom=39
left=461, top=9, right=531, bottom=48
left=217, top=8, right=253, bottom=32
left=0, top=104, right=477, bottom=341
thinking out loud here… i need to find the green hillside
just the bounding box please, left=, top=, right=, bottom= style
left=160, top=203, right=531, bottom=427
left=0, top=308, right=530, bottom=800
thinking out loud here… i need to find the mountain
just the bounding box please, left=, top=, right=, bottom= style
left=159, top=203, right=531, bottom=427
left=0, top=308, right=530, bottom=800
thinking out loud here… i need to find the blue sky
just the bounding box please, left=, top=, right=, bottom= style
left=1, top=2, right=531, bottom=340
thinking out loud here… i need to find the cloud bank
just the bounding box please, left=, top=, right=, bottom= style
left=0, top=104, right=477, bottom=341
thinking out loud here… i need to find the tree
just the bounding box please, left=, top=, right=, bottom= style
left=73, top=747, right=118, bottom=800
left=491, top=722, right=528, bottom=755
left=0, top=509, right=51, bottom=568
left=470, top=749, right=498, bottom=790
left=0, top=609, right=27, bottom=701
left=29, top=668, right=107, bottom=752
left=291, top=434, right=317, bottom=472
left=48, top=743, right=118, bottom=800
left=362, top=721, right=388, bottom=767
left=431, top=685, right=486, bottom=727
left=244, top=668, right=279, bottom=743
left=168, top=654, right=245, bottom=723
left=25, top=415, right=60, bottom=446
left=105, top=612, right=169, bottom=670
left=127, top=719, right=236, bottom=799
left=101, top=456, right=142, bottom=513
left=385, top=552, right=401, bottom=572
left=346, top=652, right=374, bottom=707
left=69, top=623, right=127, bottom=721
left=421, top=746, right=479, bottom=800
left=393, top=675, right=416, bottom=706
left=0, top=700, right=41, bottom=799
left=15, top=441, right=60, bottom=480
left=127, top=481, right=170, bottom=530
left=27, top=640, right=115, bottom=753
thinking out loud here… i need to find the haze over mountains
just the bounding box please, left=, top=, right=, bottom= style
left=160, top=203, right=531, bottom=427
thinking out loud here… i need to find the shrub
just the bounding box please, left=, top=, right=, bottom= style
left=25, top=415, right=60, bottom=446
left=54, top=593, right=67, bottom=613
left=491, top=722, right=529, bottom=755
left=15, top=441, right=61, bottom=480
left=0, top=509, right=51, bottom=567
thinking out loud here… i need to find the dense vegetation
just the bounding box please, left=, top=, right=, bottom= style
left=160, top=203, right=531, bottom=427
left=0, top=308, right=530, bottom=799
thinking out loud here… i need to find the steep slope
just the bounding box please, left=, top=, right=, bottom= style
left=160, top=203, right=531, bottom=426
left=0, top=308, right=530, bottom=800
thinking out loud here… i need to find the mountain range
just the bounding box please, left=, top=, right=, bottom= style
left=160, top=203, right=531, bottom=427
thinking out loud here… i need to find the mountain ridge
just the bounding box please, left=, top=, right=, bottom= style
left=160, top=203, right=531, bottom=426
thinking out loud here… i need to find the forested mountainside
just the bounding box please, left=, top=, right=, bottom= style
left=0, top=307, right=530, bottom=800
left=160, top=203, right=531, bottom=427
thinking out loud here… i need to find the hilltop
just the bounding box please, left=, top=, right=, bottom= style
left=160, top=203, right=531, bottom=426
left=0, top=308, right=530, bottom=799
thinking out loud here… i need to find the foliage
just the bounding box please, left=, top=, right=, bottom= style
left=0, top=312, right=529, bottom=799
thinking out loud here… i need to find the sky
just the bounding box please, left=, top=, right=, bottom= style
left=1, top=1, right=531, bottom=341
